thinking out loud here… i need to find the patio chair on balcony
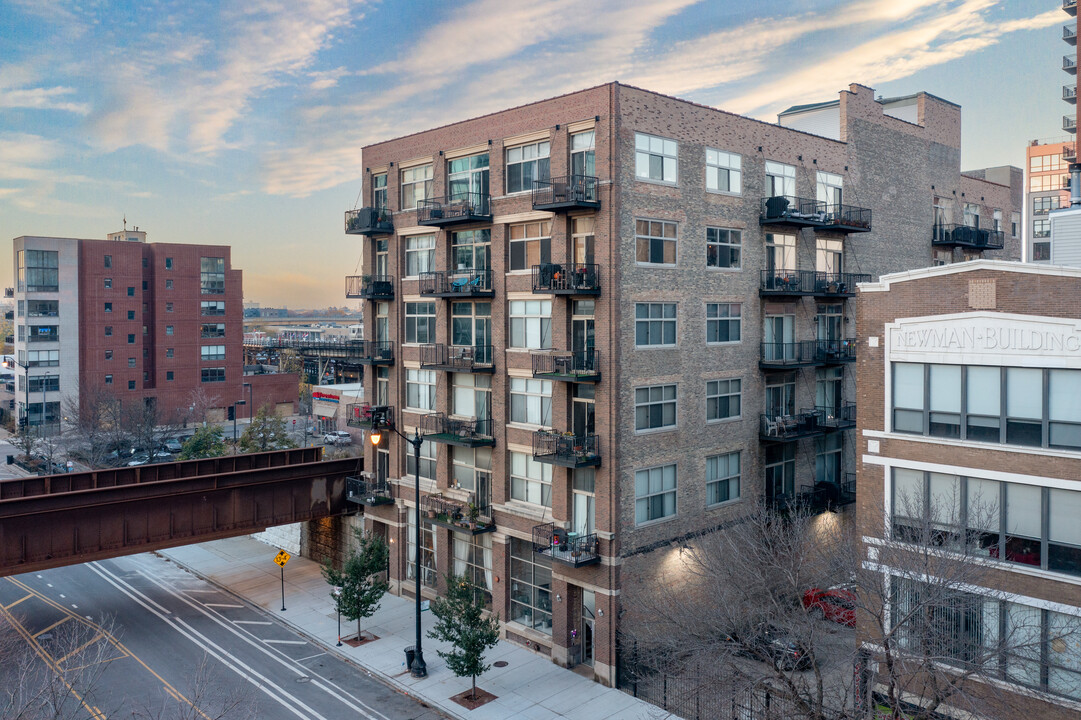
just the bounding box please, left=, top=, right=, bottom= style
left=764, top=416, right=782, bottom=437
left=451, top=346, right=474, bottom=364
left=451, top=274, right=483, bottom=291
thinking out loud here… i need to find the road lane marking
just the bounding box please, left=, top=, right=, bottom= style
left=232, top=620, right=273, bottom=625
left=262, top=639, right=307, bottom=645
left=32, top=616, right=71, bottom=638
left=54, top=632, right=104, bottom=666
left=296, top=652, right=326, bottom=663
left=202, top=603, right=244, bottom=608
left=3, top=594, right=32, bottom=610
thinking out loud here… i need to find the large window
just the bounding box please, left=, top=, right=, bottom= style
left=508, top=221, right=551, bottom=271
left=18, top=250, right=59, bottom=292
left=707, top=378, right=741, bottom=422
left=451, top=446, right=492, bottom=496
left=1033, top=220, right=1050, bottom=238
left=635, top=464, right=677, bottom=524
left=407, top=508, right=436, bottom=587
left=706, top=228, right=741, bottom=269
left=405, top=235, right=435, bottom=277
left=509, top=538, right=552, bottom=635
left=1033, top=196, right=1061, bottom=215
left=635, top=384, right=677, bottom=432
left=510, top=451, right=552, bottom=507
left=200, top=345, right=225, bottom=361
left=454, top=535, right=493, bottom=607
left=27, top=375, right=59, bottom=393
left=570, top=130, right=595, bottom=177
left=404, top=302, right=436, bottom=345
left=201, top=301, right=226, bottom=316
left=765, top=233, right=796, bottom=273
left=27, top=350, right=59, bottom=367
left=201, top=323, right=226, bottom=338
left=451, top=229, right=490, bottom=273
left=508, top=300, right=551, bottom=349
left=201, top=367, right=226, bottom=383
left=372, top=172, right=387, bottom=208
left=891, top=363, right=1081, bottom=450
left=765, top=161, right=796, bottom=197
left=509, top=378, right=552, bottom=427
left=635, top=219, right=676, bottom=265
left=447, top=152, right=489, bottom=200
left=505, top=141, right=550, bottom=194
left=406, top=369, right=436, bottom=411
left=451, top=373, right=491, bottom=422
left=706, top=148, right=741, bottom=194
left=635, top=132, right=677, bottom=183
left=635, top=302, right=676, bottom=347
left=706, top=452, right=740, bottom=506
left=200, top=257, right=225, bottom=294
left=400, top=164, right=433, bottom=209
left=451, top=302, right=491, bottom=352
left=1033, top=241, right=1051, bottom=262
left=706, top=303, right=740, bottom=344
left=405, top=438, right=437, bottom=481
left=816, top=170, right=842, bottom=207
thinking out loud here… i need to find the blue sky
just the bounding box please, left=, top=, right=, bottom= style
left=0, top=0, right=1066, bottom=306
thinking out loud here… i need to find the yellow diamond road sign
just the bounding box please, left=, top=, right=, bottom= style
left=274, top=550, right=291, bottom=567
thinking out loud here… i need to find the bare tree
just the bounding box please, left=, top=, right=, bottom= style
left=126, top=399, right=183, bottom=459
left=130, top=654, right=257, bottom=720
left=187, top=387, right=221, bottom=427
left=62, top=385, right=114, bottom=469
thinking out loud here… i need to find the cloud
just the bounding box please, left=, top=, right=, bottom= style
left=0, top=86, right=90, bottom=114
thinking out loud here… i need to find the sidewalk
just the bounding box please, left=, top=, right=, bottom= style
left=159, top=536, right=675, bottom=720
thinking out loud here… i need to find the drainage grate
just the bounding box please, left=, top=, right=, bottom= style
left=493, top=661, right=509, bottom=668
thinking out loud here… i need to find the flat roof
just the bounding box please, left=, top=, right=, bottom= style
left=859, top=259, right=1081, bottom=292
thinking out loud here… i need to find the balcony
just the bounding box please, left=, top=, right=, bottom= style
left=1068, top=0, right=1078, bottom=16
left=931, top=224, right=1005, bottom=250
left=532, top=523, right=601, bottom=568
left=345, top=275, right=394, bottom=300
left=815, top=338, right=857, bottom=364
left=760, top=410, right=825, bottom=442
left=813, top=272, right=871, bottom=297
left=766, top=475, right=856, bottom=514
left=760, top=195, right=828, bottom=228
left=417, top=191, right=492, bottom=227
left=346, top=475, right=394, bottom=507
left=1067, top=144, right=1078, bottom=162
left=759, top=269, right=812, bottom=296
left=817, top=402, right=857, bottom=431
left=347, top=404, right=392, bottom=430
left=419, top=269, right=493, bottom=298
left=532, top=430, right=601, bottom=468
left=822, top=203, right=872, bottom=233
left=419, top=344, right=494, bottom=373
left=531, top=263, right=601, bottom=296
left=1069, top=86, right=1078, bottom=105
left=3, top=311, right=11, bottom=321
left=422, top=413, right=494, bottom=447
left=531, top=175, right=600, bottom=212
left=1067, top=115, right=1078, bottom=134
left=422, top=493, right=494, bottom=535
left=531, top=350, right=600, bottom=383
left=759, top=340, right=820, bottom=369
left=344, top=207, right=393, bottom=236
left=28, top=329, right=59, bottom=343
left=3, top=288, right=12, bottom=298
left=357, top=340, right=395, bottom=365
left=1068, top=25, right=1078, bottom=45
left=1067, top=55, right=1078, bottom=74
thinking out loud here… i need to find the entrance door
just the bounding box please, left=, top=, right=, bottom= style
left=580, top=590, right=595, bottom=667
left=572, top=384, right=595, bottom=437
left=764, top=314, right=794, bottom=362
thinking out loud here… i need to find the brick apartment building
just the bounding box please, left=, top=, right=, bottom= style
left=11, top=228, right=297, bottom=430
left=339, top=81, right=1021, bottom=686
left=856, top=260, right=1081, bottom=717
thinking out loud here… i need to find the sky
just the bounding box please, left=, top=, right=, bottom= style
left=0, top=0, right=1068, bottom=307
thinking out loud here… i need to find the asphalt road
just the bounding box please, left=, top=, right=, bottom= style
left=0, top=554, right=444, bottom=720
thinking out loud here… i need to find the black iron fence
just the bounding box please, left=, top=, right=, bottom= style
left=419, top=343, right=494, bottom=370
left=760, top=340, right=819, bottom=366
left=532, top=430, right=600, bottom=465
left=421, top=412, right=493, bottom=443
left=417, top=191, right=491, bottom=224
left=345, top=274, right=394, bottom=299
left=531, top=350, right=599, bottom=379
left=344, top=207, right=393, bottom=235
left=418, top=269, right=492, bottom=295
left=931, top=223, right=1005, bottom=250
left=531, top=174, right=600, bottom=207
left=531, top=262, right=601, bottom=294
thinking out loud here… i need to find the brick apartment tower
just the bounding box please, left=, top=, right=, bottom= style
left=340, top=82, right=1021, bottom=687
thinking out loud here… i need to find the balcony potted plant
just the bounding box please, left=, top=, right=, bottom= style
left=466, top=502, right=480, bottom=530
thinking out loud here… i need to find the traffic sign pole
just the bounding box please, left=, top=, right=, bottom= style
left=273, top=549, right=291, bottom=612
left=280, top=565, right=286, bottom=612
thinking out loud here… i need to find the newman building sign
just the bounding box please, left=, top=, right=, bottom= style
left=886, top=312, right=1081, bottom=369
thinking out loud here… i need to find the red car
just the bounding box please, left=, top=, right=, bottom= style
left=802, top=587, right=856, bottom=627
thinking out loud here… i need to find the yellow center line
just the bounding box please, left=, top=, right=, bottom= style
left=3, top=593, right=33, bottom=610
left=32, top=615, right=72, bottom=638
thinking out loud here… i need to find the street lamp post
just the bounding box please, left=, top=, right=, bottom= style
left=233, top=400, right=246, bottom=444
left=243, top=381, right=253, bottom=422
left=370, top=418, right=427, bottom=678
left=332, top=586, right=343, bottom=647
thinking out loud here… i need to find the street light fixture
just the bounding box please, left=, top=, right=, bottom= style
left=369, top=410, right=427, bottom=678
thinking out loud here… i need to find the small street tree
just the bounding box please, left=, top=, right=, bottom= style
left=239, top=404, right=296, bottom=453
left=178, top=425, right=226, bottom=460
left=321, top=530, right=389, bottom=642
left=428, top=573, right=500, bottom=701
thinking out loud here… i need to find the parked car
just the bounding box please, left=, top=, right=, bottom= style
left=721, top=625, right=815, bottom=671
left=127, top=451, right=173, bottom=467
left=161, top=438, right=185, bottom=454
left=323, top=431, right=352, bottom=446
left=802, top=586, right=857, bottom=627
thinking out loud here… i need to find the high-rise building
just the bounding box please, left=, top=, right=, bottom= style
left=1025, top=139, right=1071, bottom=262
left=11, top=228, right=297, bottom=430
left=340, top=82, right=1021, bottom=686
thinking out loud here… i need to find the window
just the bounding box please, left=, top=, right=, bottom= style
left=166, top=302, right=173, bottom=312
left=1034, top=219, right=1050, bottom=238
left=142, top=257, right=149, bottom=269
left=104, top=350, right=112, bottom=360
left=200, top=257, right=225, bottom=294
left=816, top=237, right=843, bottom=275
left=400, top=164, right=433, bottom=209
left=451, top=374, right=491, bottom=423
left=142, top=280, right=147, bottom=291
left=406, top=438, right=437, bottom=481
left=508, top=221, right=551, bottom=271
left=201, top=323, right=226, bottom=338
left=165, top=325, right=174, bottom=336
left=508, top=300, right=551, bottom=349
left=706, top=303, right=740, bottom=344
left=372, top=172, right=387, bottom=209
left=635, top=302, right=676, bottom=347
left=407, top=508, right=437, bottom=587
left=706, top=228, right=741, bottom=269
left=452, top=446, right=492, bottom=495
left=993, top=209, right=1002, bottom=232
left=509, top=538, right=552, bottom=634
left=707, top=379, right=741, bottom=421
left=765, top=443, right=795, bottom=499
left=1011, top=211, right=1020, bottom=238
left=570, top=130, right=595, bottom=177
left=104, top=302, right=112, bottom=313
left=707, top=452, right=740, bottom=506
left=451, top=229, right=491, bottom=273
left=127, top=286, right=135, bottom=297
left=635, top=219, right=676, bottom=265
left=1034, top=196, right=1061, bottom=215
left=635, top=384, right=677, bottom=432
left=165, top=257, right=173, bottom=270
left=405, top=369, right=436, bottom=411
left=765, top=233, right=796, bottom=273
left=128, top=380, right=136, bottom=390
left=201, top=367, right=226, bottom=383
left=705, top=148, right=741, bottom=193
left=816, top=170, right=843, bottom=207
left=453, top=535, right=493, bottom=607
left=27, top=375, right=59, bottom=393
left=166, top=348, right=174, bottom=358
left=28, top=350, right=58, bottom=368
left=505, top=141, right=550, bottom=194
left=104, top=254, right=112, bottom=268
left=510, top=451, right=552, bottom=507
left=964, top=202, right=980, bottom=227
left=815, top=432, right=842, bottom=484
left=105, top=374, right=112, bottom=385
left=446, top=152, right=489, bottom=201
left=451, top=302, right=491, bottom=352
left=165, top=279, right=173, bottom=289
left=104, top=326, right=113, bottom=337
left=1031, top=153, right=1066, bottom=173
left=104, top=278, right=112, bottom=289
left=1033, top=241, right=1051, bottom=262
left=166, top=371, right=174, bottom=381
left=634, top=132, right=677, bottom=183
left=635, top=464, right=677, bottom=524
left=201, top=345, right=225, bottom=361
left=127, top=357, right=136, bottom=368
left=509, top=378, right=552, bottom=427
left=127, top=310, right=135, bottom=320
left=404, top=302, right=436, bottom=344
left=18, top=250, right=59, bottom=292
left=765, top=161, right=796, bottom=197
left=404, top=235, right=435, bottom=277
left=201, top=301, right=226, bottom=316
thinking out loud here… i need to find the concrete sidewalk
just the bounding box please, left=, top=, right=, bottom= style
left=160, top=536, right=674, bottom=720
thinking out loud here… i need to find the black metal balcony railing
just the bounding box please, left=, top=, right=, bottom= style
left=931, top=224, right=1005, bottom=250
left=346, top=475, right=394, bottom=506
left=532, top=523, right=601, bottom=568
left=1066, top=55, right=1078, bottom=74
left=760, top=410, right=825, bottom=442
left=814, top=272, right=871, bottom=295
left=760, top=196, right=828, bottom=227
left=417, top=191, right=492, bottom=227
left=531, top=175, right=601, bottom=211
left=531, top=350, right=601, bottom=383
left=28, top=330, right=59, bottom=343
left=765, top=474, right=856, bottom=515
left=532, top=430, right=601, bottom=468
left=422, top=493, right=494, bottom=534
left=344, top=207, right=393, bottom=236
left=823, top=203, right=872, bottom=232
left=1066, top=115, right=1078, bottom=133
left=1068, top=25, right=1079, bottom=45
left=760, top=340, right=820, bottom=368
left=1066, top=145, right=1078, bottom=162
left=357, top=340, right=395, bottom=365
left=421, top=413, right=494, bottom=447
left=419, top=344, right=495, bottom=373
left=815, top=338, right=857, bottom=364
left=531, top=263, right=601, bottom=295
left=760, top=269, right=813, bottom=295
left=817, top=402, right=856, bottom=430
left=345, top=275, right=394, bottom=300
left=346, top=404, right=392, bottom=430
left=418, top=269, right=493, bottom=297
left=1068, top=87, right=1079, bottom=106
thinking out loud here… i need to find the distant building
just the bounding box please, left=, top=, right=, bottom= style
left=1025, top=139, right=1071, bottom=262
